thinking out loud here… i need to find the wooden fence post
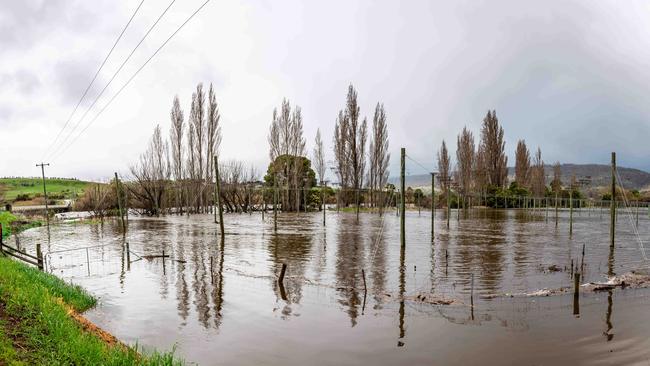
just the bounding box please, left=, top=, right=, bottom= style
left=36, top=243, right=43, bottom=270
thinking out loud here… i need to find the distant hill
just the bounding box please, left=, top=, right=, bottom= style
left=389, top=164, right=650, bottom=191
left=0, top=177, right=94, bottom=203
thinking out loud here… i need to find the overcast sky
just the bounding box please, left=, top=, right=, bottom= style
left=1, top=0, right=649, bottom=181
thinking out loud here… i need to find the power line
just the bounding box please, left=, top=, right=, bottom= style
left=42, top=0, right=145, bottom=160
left=49, top=0, right=178, bottom=160
left=405, top=154, right=436, bottom=174
left=51, top=0, right=212, bottom=161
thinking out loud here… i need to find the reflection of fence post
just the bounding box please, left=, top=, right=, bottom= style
left=85, top=247, right=90, bottom=276
left=610, top=152, right=616, bottom=249
left=569, top=189, right=573, bottom=236
left=278, top=263, right=287, bottom=286
left=573, top=272, right=581, bottom=315
left=400, top=148, right=406, bottom=251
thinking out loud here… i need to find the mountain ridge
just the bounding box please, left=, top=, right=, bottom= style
left=389, top=163, right=650, bottom=190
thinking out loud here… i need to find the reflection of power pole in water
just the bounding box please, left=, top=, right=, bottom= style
left=36, top=162, right=50, bottom=233
left=398, top=241, right=406, bottom=347
left=610, top=152, right=616, bottom=249
left=605, top=243, right=615, bottom=341
left=400, top=148, right=405, bottom=251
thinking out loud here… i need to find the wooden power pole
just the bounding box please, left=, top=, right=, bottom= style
left=431, top=172, right=436, bottom=240
left=36, top=162, right=50, bottom=231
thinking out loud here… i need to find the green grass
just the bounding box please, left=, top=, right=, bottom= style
left=0, top=178, right=93, bottom=202
left=0, top=256, right=183, bottom=365
left=0, top=212, right=42, bottom=240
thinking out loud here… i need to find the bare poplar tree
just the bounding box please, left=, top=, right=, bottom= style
left=313, top=129, right=326, bottom=185
left=530, top=147, right=545, bottom=197
left=206, top=83, right=222, bottom=212
left=129, top=125, right=171, bottom=216
left=455, top=127, right=475, bottom=197
left=474, top=144, right=488, bottom=196
left=190, top=83, right=206, bottom=212
left=313, top=129, right=326, bottom=211
left=170, top=95, right=184, bottom=213
left=480, top=110, right=508, bottom=187
left=333, top=110, right=350, bottom=194
left=514, top=139, right=531, bottom=188
left=368, top=103, right=390, bottom=214
left=437, top=140, right=451, bottom=193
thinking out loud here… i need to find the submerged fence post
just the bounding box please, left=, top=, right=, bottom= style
left=610, top=152, right=616, bottom=249
left=573, top=272, right=581, bottom=316
left=569, top=190, right=573, bottom=237
left=400, top=148, right=405, bottom=251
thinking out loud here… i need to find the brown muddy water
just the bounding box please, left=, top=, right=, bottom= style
left=15, top=208, right=650, bottom=365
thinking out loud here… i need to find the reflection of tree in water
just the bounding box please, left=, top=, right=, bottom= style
left=335, top=215, right=364, bottom=327
left=513, top=210, right=529, bottom=279
left=477, top=211, right=506, bottom=294
left=268, top=230, right=313, bottom=317
left=368, top=217, right=387, bottom=310
left=190, top=228, right=211, bottom=329
left=211, top=239, right=225, bottom=329
left=175, top=225, right=190, bottom=324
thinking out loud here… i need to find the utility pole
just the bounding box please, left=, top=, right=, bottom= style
left=36, top=163, right=50, bottom=231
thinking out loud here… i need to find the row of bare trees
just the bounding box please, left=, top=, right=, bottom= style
left=438, top=110, right=565, bottom=204
left=333, top=85, right=390, bottom=217
left=264, top=84, right=390, bottom=216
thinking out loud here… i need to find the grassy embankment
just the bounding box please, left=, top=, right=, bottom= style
left=0, top=212, right=182, bottom=364
left=0, top=211, right=41, bottom=240
left=0, top=177, right=93, bottom=203
left=0, top=256, right=182, bottom=365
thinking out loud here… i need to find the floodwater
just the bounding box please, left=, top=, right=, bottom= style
left=16, top=207, right=650, bottom=365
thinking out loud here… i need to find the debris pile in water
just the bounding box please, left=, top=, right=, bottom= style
left=582, top=271, right=650, bottom=292
left=483, top=271, right=650, bottom=299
